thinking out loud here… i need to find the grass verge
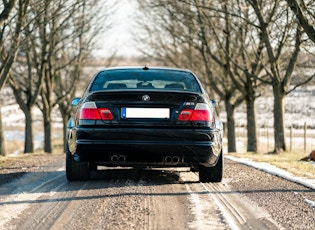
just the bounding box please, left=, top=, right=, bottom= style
left=227, top=151, right=315, bottom=180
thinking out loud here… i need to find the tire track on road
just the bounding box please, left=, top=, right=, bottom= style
left=181, top=172, right=281, bottom=230
left=0, top=162, right=66, bottom=229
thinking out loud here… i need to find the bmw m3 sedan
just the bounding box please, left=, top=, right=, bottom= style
left=66, top=66, right=223, bottom=182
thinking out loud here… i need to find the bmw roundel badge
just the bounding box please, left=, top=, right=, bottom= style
left=142, top=95, right=150, bottom=101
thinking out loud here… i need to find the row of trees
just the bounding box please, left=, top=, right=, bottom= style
left=135, top=0, right=315, bottom=153
left=1, top=0, right=314, bottom=155
left=0, top=0, right=114, bottom=156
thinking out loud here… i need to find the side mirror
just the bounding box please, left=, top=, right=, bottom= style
left=71, top=98, right=81, bottom=106
left=67, top=117, right=74, bottom=129
left=210, top=99, right=218, bottom=107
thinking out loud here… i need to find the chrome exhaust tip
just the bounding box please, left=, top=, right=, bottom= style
left=165, top=156, right=172, bottom=163
left=111, top=154, right=126, bottom=162
left=118, top=154, right=126, bottom=162
left=164, top=156, right=180, bottom=165
left=111, top=155, right=119, bottom=162
left=172, top=156, right=180, bottom=164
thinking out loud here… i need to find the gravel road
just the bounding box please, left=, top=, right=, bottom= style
left=0, top=153, right=314, bottom=229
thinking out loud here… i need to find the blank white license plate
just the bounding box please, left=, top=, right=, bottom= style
left=121, top=108, right=170, bottom=119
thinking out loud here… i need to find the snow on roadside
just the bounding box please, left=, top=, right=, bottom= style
left=304, top=199, right=315, bottom=208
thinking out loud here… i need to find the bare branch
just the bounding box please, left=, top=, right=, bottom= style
left=0, top=0, right=16, bottom=26
left=285, top=0, right=315, bottom=43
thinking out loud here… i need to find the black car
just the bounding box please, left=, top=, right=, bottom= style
left=66, top=66, right=223, bottom=182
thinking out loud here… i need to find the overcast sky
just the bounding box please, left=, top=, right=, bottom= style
left=95, top=0, right=140, bottom=58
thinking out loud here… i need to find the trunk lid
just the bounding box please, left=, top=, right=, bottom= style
left=82, top=90, right=211, bottom=127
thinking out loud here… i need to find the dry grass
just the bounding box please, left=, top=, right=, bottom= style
left=5, top=140, right=24, bottom=155
left=0, top=152, right=49, bottom=168
left=3, top=126, right=64, bottom=156
left=227, top=151, right=315, bottom=180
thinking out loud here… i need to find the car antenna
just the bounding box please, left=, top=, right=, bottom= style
left=143, top=65, right=149, bottom=71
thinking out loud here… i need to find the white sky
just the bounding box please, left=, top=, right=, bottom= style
left=95, top=0, right=141, bottom=58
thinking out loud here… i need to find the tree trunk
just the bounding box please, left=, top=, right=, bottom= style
left=225, top=102, right=237, bottom=152
left=62, top=115, right=68, bottom=153
left=24, top=108, right=34, bottom=153
left=273, top=86, right=286, bottom=153
left=43, top=115, right=52, bottom=153
left=0, top=108, right=6, bottom=156
left=246, top=94, right=257, bottom=152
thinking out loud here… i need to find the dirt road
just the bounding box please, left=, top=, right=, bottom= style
left=0, top=154, right=314, bottom=229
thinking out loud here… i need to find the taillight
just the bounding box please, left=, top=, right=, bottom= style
left=178, top=103, right=213, bottom=122
left=79, top=102, right=113, bottom=120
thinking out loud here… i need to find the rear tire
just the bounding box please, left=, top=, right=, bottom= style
left=66, top=145, right=90, bottom=181
left=199, top=151, right=223, bottom=183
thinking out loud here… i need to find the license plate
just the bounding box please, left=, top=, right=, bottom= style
left=121, top=108, right=170, bottom=119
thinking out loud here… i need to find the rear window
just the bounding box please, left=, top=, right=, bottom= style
left=89, top=69, right=202, bottom=93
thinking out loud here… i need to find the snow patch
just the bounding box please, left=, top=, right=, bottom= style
left=304, top=198, right=315, bottom=208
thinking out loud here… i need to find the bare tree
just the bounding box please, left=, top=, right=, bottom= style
left=246, top=0, right=315, bottom=153
left=37, top=0, right=84, bottom=153
left=34, top=0, right=89, bottom=153
left=54, top=0, right=111, bottom=152
left=201, top=0, right=268, bottom=152
left=8, top=1, right=47, bottom=153
left=36, top=0, right=114, bottom=153
left=193, top=0, right=246, bottom=153
left=0, top=0, right=29, bottom=155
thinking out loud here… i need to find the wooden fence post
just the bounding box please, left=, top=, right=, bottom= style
left=267, top=126, right=269, bottom=153
left=290, top=126, right=293, bottom=152
left=304, top=122, right=307, bottom=154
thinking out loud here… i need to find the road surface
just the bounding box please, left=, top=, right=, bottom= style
left=1, top=154, right=314, bottom=229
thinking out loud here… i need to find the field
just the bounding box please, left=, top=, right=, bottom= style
left=222, top=85, right=315, bottom=154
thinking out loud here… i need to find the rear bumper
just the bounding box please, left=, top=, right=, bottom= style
left=68, top=127, right=222, bottom=167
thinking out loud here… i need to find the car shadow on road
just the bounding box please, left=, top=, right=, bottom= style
left=0, top=167, right=314, bottom=208
left=1, top=165, right=314, bottom=195
left=88, top=167, right=199, bottom=184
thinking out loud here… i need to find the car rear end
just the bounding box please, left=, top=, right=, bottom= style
left=67, top=67, right=223, bottom=182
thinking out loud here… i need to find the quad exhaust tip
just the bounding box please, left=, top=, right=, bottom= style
left=110, top=154, right=180, bottom=164
left=164, top=156, right=180, bottom=165
left=110, top=154, right=126, bottom=162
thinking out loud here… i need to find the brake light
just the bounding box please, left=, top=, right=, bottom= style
left=79, top=102, right=113, bottom=120
left=178, top=103, right=213, bottom=122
